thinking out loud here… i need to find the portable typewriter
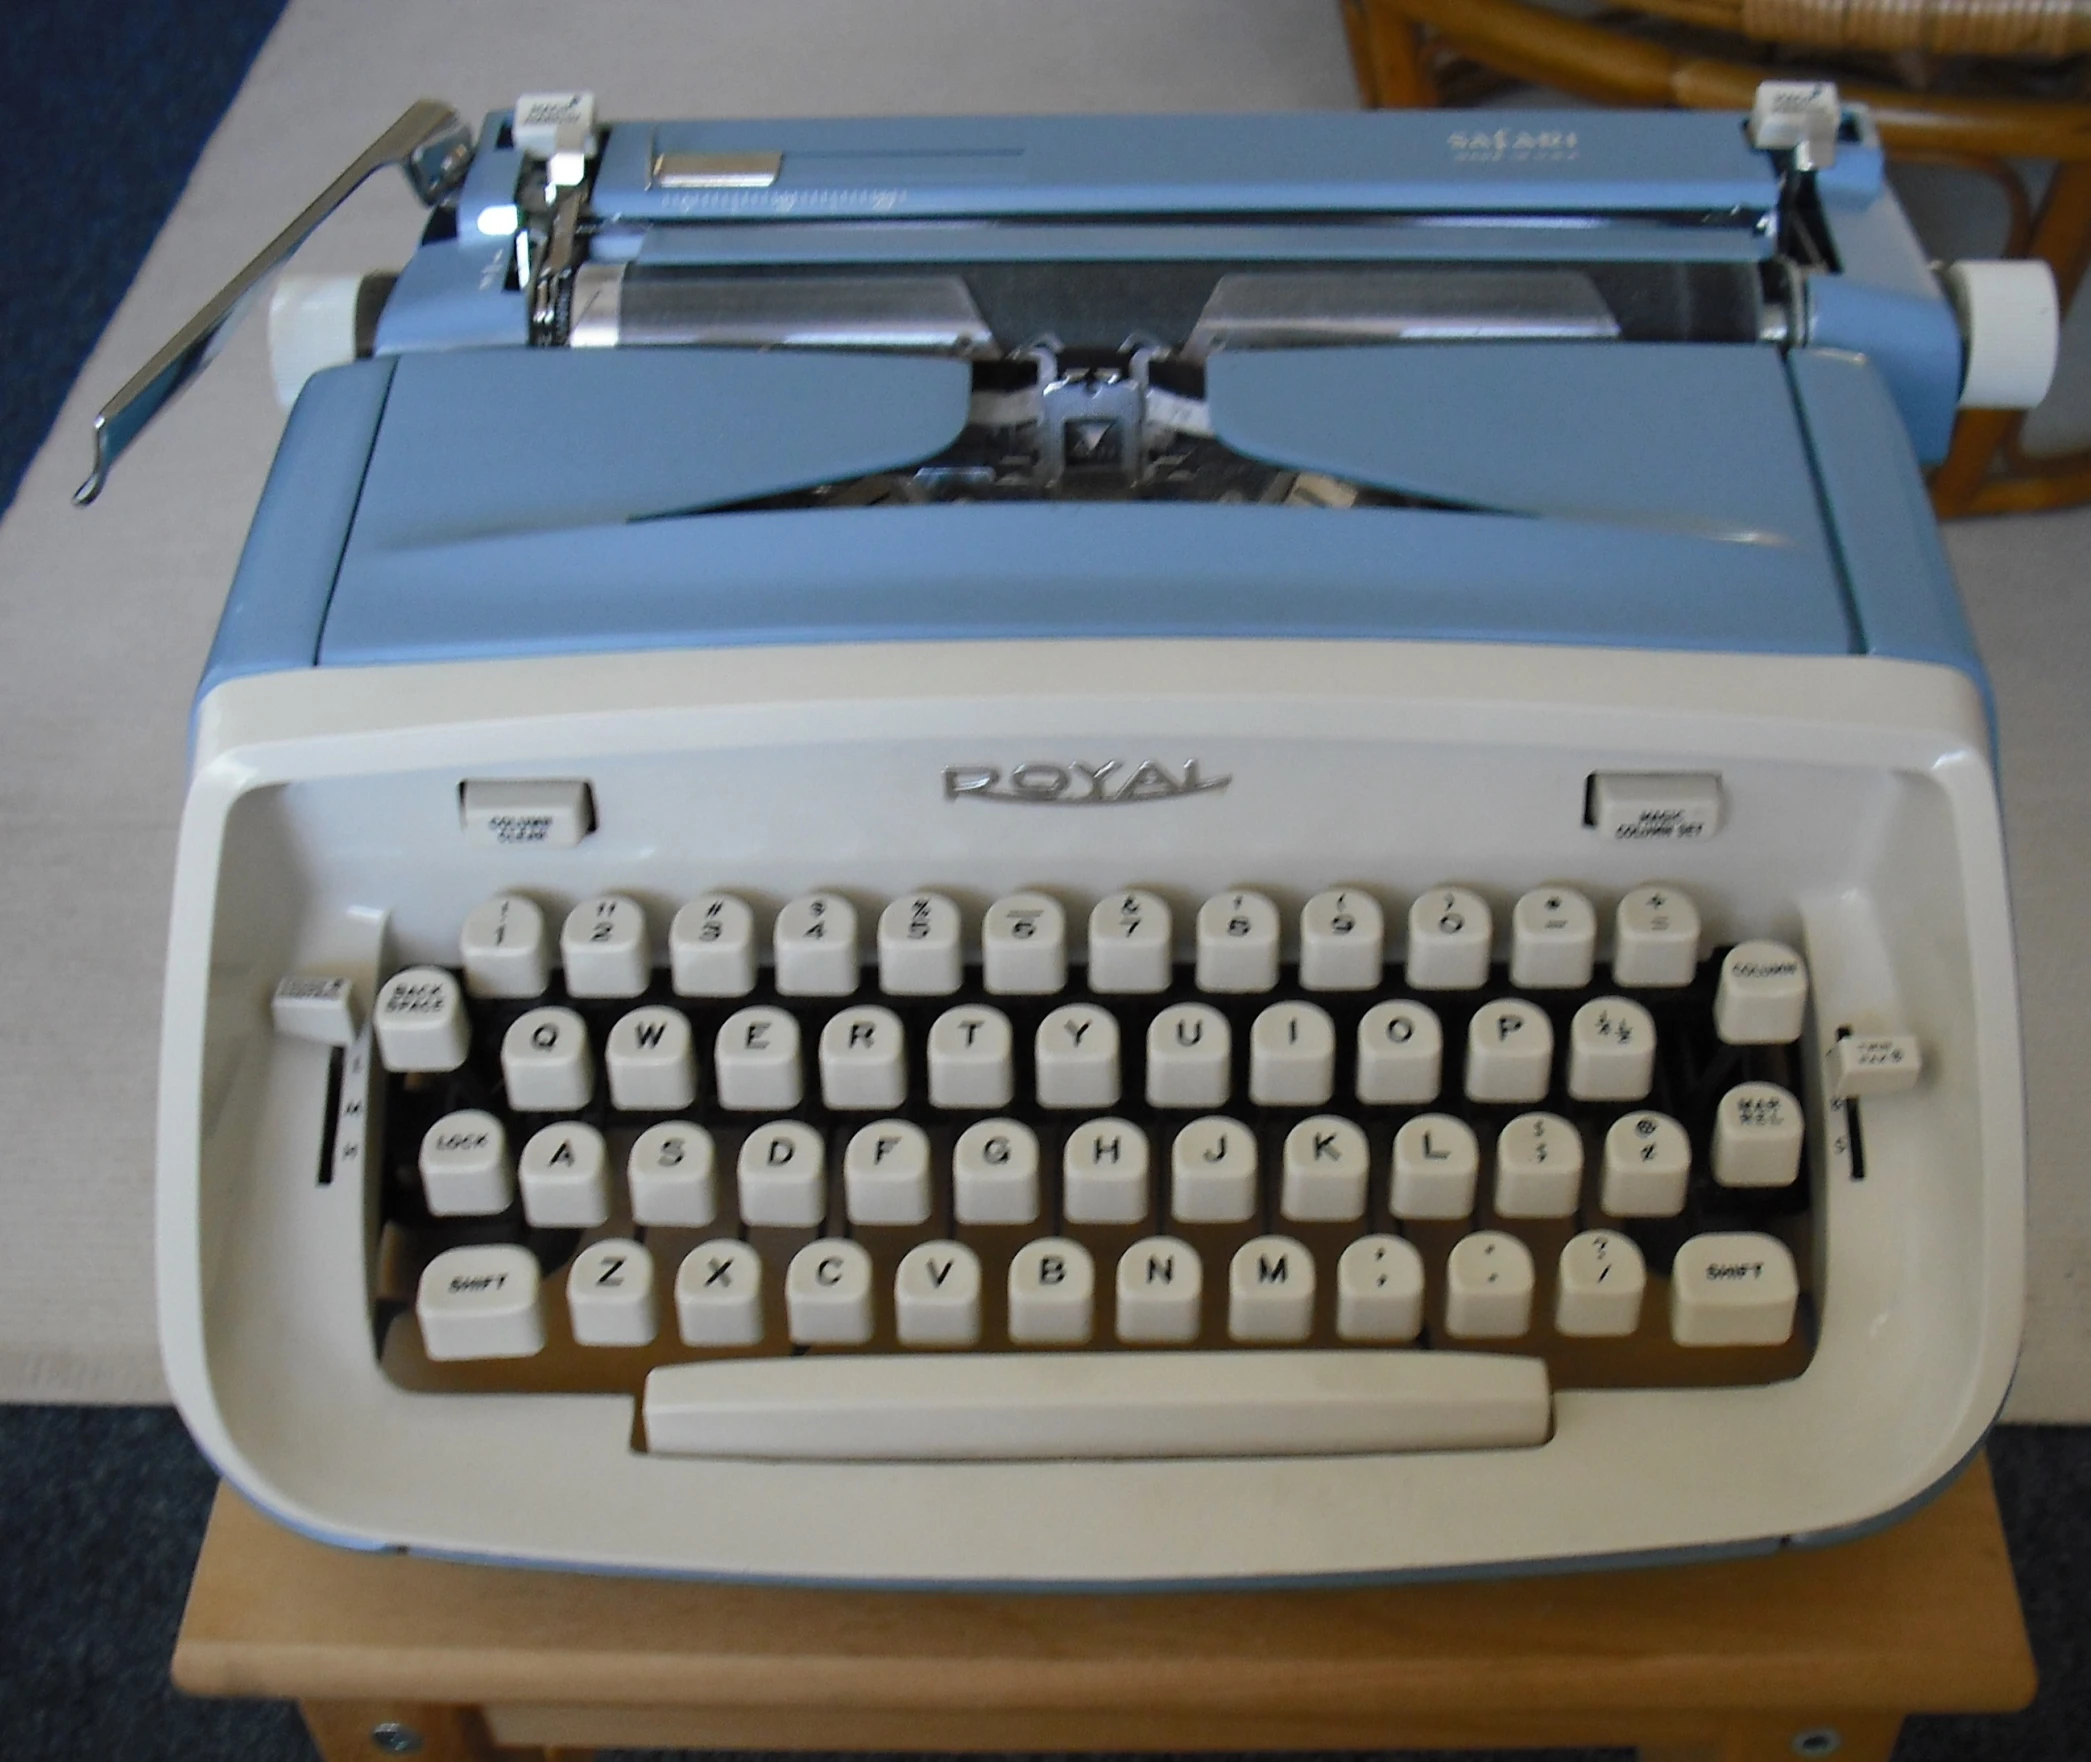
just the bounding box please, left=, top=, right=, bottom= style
left=97, top=84, right=2047, bottom=1584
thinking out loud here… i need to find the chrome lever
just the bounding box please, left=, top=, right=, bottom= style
left=75, top=99, right=472, bottom=505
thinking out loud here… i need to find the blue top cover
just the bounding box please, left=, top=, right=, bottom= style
left=197, top=108, right=1986, bottom=711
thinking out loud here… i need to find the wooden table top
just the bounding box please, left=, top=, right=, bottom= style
left=174, top=1452, right=2034, bottom=1753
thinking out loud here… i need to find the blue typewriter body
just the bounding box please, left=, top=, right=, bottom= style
left=140, top=95, right=2027, bottom=1585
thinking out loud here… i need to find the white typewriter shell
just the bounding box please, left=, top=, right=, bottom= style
left=159, top=637, right=2022, bottom=1584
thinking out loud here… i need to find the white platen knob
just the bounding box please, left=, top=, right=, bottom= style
left=267, top=274, right=364, bottom=410
left=1944, top=260, right=2060, bottom=410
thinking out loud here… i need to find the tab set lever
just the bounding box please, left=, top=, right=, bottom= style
left=75, top=99, right=471, bottom=506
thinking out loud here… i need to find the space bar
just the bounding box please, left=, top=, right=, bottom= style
left=642, top=1351, right=1551, bottom=1460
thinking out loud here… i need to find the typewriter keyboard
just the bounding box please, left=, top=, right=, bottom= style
left=343, top=884, right=1822, bottom=1447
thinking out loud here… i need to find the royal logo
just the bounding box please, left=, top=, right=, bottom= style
left=944, top=760, right=1230, bottom=806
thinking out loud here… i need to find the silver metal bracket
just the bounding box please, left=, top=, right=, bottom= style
left=1034, top=346, right=1152, bottom=487
left=650, top=149, right=781, bottom=190
left=75, top=98, right=471, bottom=505
left=528, top=182, right=586, bottom=343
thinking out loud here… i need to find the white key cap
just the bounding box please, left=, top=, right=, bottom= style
left=878, top=891, right=963, bottom=996
left=502, top=1005, right=593, bottom=1110
left=1567, top=996, right=1657, bottom=1102
left=1493, top=1112, right=1582, bottom=1219
left=1336, top=1235, right=1426, bottom=1342
left=605, top=1005, right=697, bottom=1111
left=459, top=777, right=591, bottom=847
left=843, top=1120, right=933, bottom=1225
left=1588, top=771, right=1723, bottom=844
left=736, top=1120, right=826, bottom=1227
left=1280, top=1115, right=1369, bottom=1222
left=787, top=1240, right=875, bottom=1345
left=1249, top=1001, right=1336, bottom=1106
left=1008, top=1238, right=1095, bottom=1344
left=643, top=1350, right=1552, bottom=1458
left=1714, top=940, right=1809, bottom=1044
left=1406, top=887, right=1492, bottom=990
left=1827, top=1033, right=1923, bottom=1099
left=1444, top=1231, right=1535, bottom=1338
left=927, top=1005, right=1014, bottom=1110
left=953, top=1119, right=1041, bottom=1225
left=1169, top=1116, right=1258, bottom=1222
left=1601, top=1110, right=1692, bottom=1216
left=1392, top=1114, right=1480, bottom=1220
left=1116, top=1237, right=1202, bottom=1343
left=714, top=1006, right=802, bottom=1110
left=1229, top=1235, right=1314, bottom=1342
left=1555, top=1230, right=1646, bottom=1337
left=1612, top=885, right=1699, bottom=988
left=1035, top=1003, right=1120, bottom=1108
left=895, top=1241, right=983, bottom=1346
left=774, top=891, right=859, bottom=997
left=419, top=1110, right=512, bottom=1216
left=1195, top=889, right=1280, bottom=993
left=561, top=894, right=650, bottom=998
left=1087, top=890, right=1172, bottom=994
left=627, top=1122, right=717, bottom=1227
left=1510, top=887, right=1596, bottom=989
left=1464, top=998, right=1554, bottom=1104
left=820, top=1005, right=907, bottom=1109
left=1671, top=1232, right=1799, bottom=1346
left=459, top=894, right=549, bottom=999
left=675, top=1239, right=763, bottom=1346
left=518, top=1121, right=611, bottom=1227
left=418, top=1245, right=543, bottom=1360
left=374, top=967, right=470, bottom=1072
left=1147, top=1003, right=1231, bottom=1108
left=1356, top=1000, right=1443, bottom=1104
left=272, top=974, right=359, bottom=1045
left=1062, top=1118, right=1150, bottom=1224
left=670, top=893, right=756, bottom=997
left=1712, top=1081, right=1804, bottom=1188
left=1299, top=887, right=1384, bottom=992
left=981, top=891, right=1067, bottom=995
left=567, top=1238, right=657, bottom=1347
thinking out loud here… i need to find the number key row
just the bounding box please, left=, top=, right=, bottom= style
left=448, top=883, right=1718, bottom=1001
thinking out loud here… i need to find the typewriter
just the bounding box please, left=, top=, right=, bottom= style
left=95, top=85, right=2047, bottom=1585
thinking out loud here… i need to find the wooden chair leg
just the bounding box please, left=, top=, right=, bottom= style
left=300, top=1700, right=542, bottom=1762
left=1931, top=409, right=2016, bottom=515
left=1343, top=0, right=1439, bottom=108
left=1956, top=451, right=2091, bottom=512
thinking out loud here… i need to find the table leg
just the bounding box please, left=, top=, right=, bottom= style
left=1643, top=1711, right=1903, bottom=1762
left=299, top=1699, right=569, bottom=1762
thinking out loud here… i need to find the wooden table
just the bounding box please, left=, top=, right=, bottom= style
left=174, top=1456, right=2036, bottom=1762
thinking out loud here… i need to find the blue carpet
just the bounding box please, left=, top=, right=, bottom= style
left=0, top=0, right=289, bottom=518
left=0, top=1408, right=306, bottom=1761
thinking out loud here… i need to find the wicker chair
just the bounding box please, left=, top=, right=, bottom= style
left=1343, top=0, right=2091, bottom=515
